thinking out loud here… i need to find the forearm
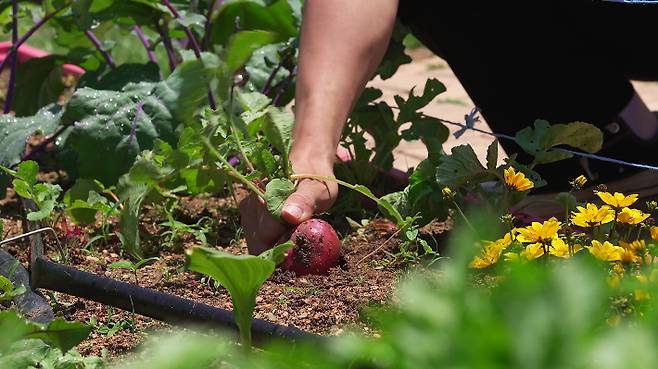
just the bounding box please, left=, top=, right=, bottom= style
left=291, top=0, right=399, bottom=168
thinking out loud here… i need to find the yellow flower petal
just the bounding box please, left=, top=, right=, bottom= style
left=504, top=167, right=534, bottom=192
left=596, top=191, right=638, bottom=208
left=516, top=217, right=561, bottom=243
left=616, top=207, right=650, bottom=225
left=570, top=203, right=614, bottom=228
left=521, top=243, right=545, bottom=260
left=586, top=240, right=625, bottom=262
left=651, top=226, right=658, bottom=241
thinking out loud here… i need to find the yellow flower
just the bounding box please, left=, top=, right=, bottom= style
left=504, top=167, right=534, bottom=192
left=549, top=238, right=582, bottom=258
left=469, top=234, right=513, bottom=269
left=570, top=203, right=614, bottom=228
left=503, top=252, right=520, bottom=262
left=572, top=175, right=588, bottom=189
left=620, top=240, right=646, bottom=253
left=620, top=248, right=641, bottom=264
left=650, top=226, right=658, bottom=241
left=586, top=240, right=625, bottom=262
left=441, top=187, right=454, bottom=200
left=616, top=207, right=650, bottom=225
left=521, top=243, right=545, bottom=260
left=516, top=217, right=561, bottom=243
left=596, top=191, right=638, bottom=209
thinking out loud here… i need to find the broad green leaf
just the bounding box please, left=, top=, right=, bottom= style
left=225, top=30, right=281, bottom=73
left=211, top=0, right=297, bottom=46
left=61, top=60, right=212, bottom=185
left=11, top=179, right=32, bottom=200
left=262, top=178, right=295, bottom=219
left=78, top=62, right=161, bottom=91
left=0, top=106, right=61, bottom=198
left=187, top=247, right=277, bottom=346
left=25, top=319, right=92, bottom=353
left=262, top=107, right=293, bottom=161
left=12, top=56, right=66, bottom=117
left=436, top=145, right=492, bottom=188
left=15, top=160, right=39, bottom=185
left=117, top=176, right=151, bottom=260
left=514, top=120, right=603, bottom=165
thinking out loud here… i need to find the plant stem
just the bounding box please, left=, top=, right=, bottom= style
left=451, top=200, right=478, bottom=235
left=201, top=0, right=220, bottom=51
left=162, top=0, right=217, bottom=109
left=20, top=125, right=69, bottom=162
left=3, top=0, right=19, bottom=114
left=133, top=26, right=157, bottom=64
left=229, top=84, right=255, bottom=172
left=0, top=4, right=70, bottom=76
left=202, top=137, right=265, bottom=197
left=272, top=66, right=297, bottom=107
left=85, top=30, right=116, bottom=68
left=155, top=21, right=177, bottom=72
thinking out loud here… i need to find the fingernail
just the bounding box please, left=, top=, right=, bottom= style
left=283, top=204, right=303, bottom=220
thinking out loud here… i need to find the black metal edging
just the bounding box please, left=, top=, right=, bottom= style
left=31, top=257, right=322, bottom=347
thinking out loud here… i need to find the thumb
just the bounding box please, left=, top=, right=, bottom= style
left=280, top=178, right=337, bottom=225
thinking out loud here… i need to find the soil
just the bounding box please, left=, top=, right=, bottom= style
left=0, top=184, right=450, bottom=358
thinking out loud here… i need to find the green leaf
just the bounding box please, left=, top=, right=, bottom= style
left=486, top=139, right=499, bottom=170
left=0, top=106, right=61, bottom=198
left=263, top=178, right=295, bottom=219
left=259, top=240, right=294, bottom=265
left=78, top=62, right=161, bottom=91
left=377, top=22, right=412, bottom=79
left=395, top=78, right=446, bottom=123
left=225, top=30, right=281, bottom=73
left=108, top=261, right=136, bottom=271
left=514, top=120, right=604, bottom=164
left=436, top=145, right=491, bottom=188
left=400, top=116, right=449, bottom=164
left=262, top=107, right=293, bottom=161
left=25, top=319, right=92, bottom=353
left=61, top=60, right=213, bottom=185
left=211, top=0, right=298, bottom=46
left=555, top=192, right=577, bottom=212
left=134, top=256, right=160, bottom=269
left=12, top=56, right=66, bottom=117
left=15, top=160, right=39, bottom=185
left=11, top=179, right=32, bottom=200
left=187, top=247, right=277, bottom=346
left=117, top=176, right=151, bottom=260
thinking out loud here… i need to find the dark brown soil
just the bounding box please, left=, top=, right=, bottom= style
left=0, top=187, right=451, bottom=357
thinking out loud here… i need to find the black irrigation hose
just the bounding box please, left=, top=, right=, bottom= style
left=31, top=257, right=322, bottom=347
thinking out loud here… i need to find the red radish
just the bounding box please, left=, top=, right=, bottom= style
left=283, top=219, right=341, bottom=276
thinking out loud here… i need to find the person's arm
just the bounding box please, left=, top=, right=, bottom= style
left=241, top=0, right=399, bottom=254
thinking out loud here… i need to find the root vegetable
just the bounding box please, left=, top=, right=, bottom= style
left=283, top=219, right=341, bottom=275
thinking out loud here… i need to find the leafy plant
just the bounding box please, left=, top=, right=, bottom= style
left=0, top=310, right=92, bottom=353
left=0, top=160, right=62, bottom=222
left=186, top=241, right=293, bottom=347
left=108, top=257, right=159, bottom=286
left=0, top=275, right=26, bottom=303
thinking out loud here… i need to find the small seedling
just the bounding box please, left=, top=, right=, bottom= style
left=108, top=257, right=159, bottom=286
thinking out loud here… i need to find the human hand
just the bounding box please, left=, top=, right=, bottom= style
left=239, top=157, right=338, bottom=255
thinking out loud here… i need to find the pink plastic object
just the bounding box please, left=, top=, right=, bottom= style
left=0, top=41, right=85, bottom=77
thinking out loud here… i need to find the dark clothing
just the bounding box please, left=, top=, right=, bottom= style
left=398, top=1, right=658, bottom=188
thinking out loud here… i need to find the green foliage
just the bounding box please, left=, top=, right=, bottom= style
left=61, top=59, right=214, bottom=185
left=0, top=105, right=61, bottom=198
left=262, top=178, right=295, bottom=220
left=0, top=311, right=92, bottom=353
left=0, top=161, right=62, bottom=222
left=0, top=275, right=26, bottom=303
left=186, top=241, right=293, bottom=347
left=108, top=257, right=158, bottom=285
left=12, top=56, right=66, bottom=117
left=515, top=120, right=603, bottom=165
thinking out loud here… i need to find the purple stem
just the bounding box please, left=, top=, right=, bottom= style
left=0, top=5, right=68, bottom=77
left=155, top=22, right=177, bottom=72
left=84, top=30, right=116, bottom=68
left=262, top=63, right=282, bottom=95
left=3, top=0, right=18, bottom=114
left=272, top=66, right=297, bottom=107
left=133, top=26, right=157, bottom=64
left=129, top=100, right=145, bottom=144
left=162, top=0, right=216, bottom=109
left=20, top=125, right=68, bottom=162
left=201, top=0, right=218, bottom=51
